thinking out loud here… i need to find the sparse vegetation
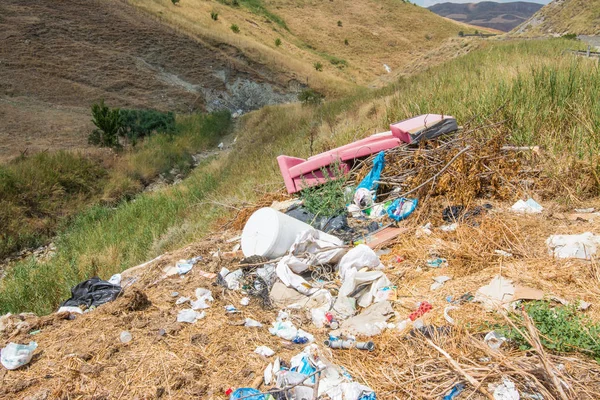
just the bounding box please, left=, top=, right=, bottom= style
left=344, top=38, right=349, bottom=46
left=300, top=163, right=347, bottom=218
left=275, top=38, right=282, bottom=46
left=337, top=20, right=342, bottom=27
left=562, top=33, right=578, bottom=40
left=230, top=23, right=240, bottom=33
left=88, top=100, right=123, bottom=149
left=171, top=0, right=180, bottom=5
left=298, top=88, right=325, bottom=106
left=314, top=61, right=323, bottom=71
left=120, top=109, right=176, bottom=145
left=211, top=10, right=219, bottom=20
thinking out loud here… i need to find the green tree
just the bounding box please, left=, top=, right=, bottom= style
left=88, top=100, right=123, bottom=149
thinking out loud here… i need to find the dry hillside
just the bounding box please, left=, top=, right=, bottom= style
left=513, top=0, right=600, bottom=36
left=129, top=0, right=477, bottom=88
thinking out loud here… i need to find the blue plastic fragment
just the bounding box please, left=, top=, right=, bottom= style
left=442, top=383, right=465, bottom=400
left=387, top=198, right=418, bottom=221
left=229, top=388, right=265, bottom=400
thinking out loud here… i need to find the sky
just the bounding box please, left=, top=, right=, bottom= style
left=415, top=0, right=551, bottom=6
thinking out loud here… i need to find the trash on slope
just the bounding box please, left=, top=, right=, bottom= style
left=426, top=258, right=448, bottom=268
left=511, top=198, right=543, bottom=214
left=431, top=276, right=452, bottom=291
left=491, top=378, right=520, bottom=400
left=240, top=297, right=250, bottom=306
left=324, top=338, right=375, bottom=351
left=60, top=277, right=122, bottom=309
left=546, top=232, right=600, bottom=259
left=190, top=288, right=213, bottom=310
left=245, top=318, right=263, bottom=327
left=484, top=331, right=507, bottom=350
left=444, top=306, right=458, bottom=325
left=286, top=205, right=351, bottom=235
left=443, top=383, right=465, bottom=400
left=409, top=301, right=432, bottom=321
left=241, top=208, right=342, bottom=258
left=354, top=151, right=385, bottom=208
left=337, top=244, right=382, bottom=280
left=254, top=346, right=275, bottom=357
left=387, top=198, right=418, bottom=221
left=1, top=342, right=38, bottom=370
left=119, top=331, right=133, bottom=343
left=334, top=301, right=394, bottom=337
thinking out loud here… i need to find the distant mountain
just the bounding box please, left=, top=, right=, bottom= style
left=513, top=0, right=600, bottom=36
left=429, top=1, right=543, bottom=32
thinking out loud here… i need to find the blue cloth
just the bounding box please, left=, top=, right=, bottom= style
left=229, top=388, right=265, bottom=400
left=359, top=393, right=377, bottom=400
left=356, top=151, right=385, bottom=195
left=387, top=198, right=418, bottom=221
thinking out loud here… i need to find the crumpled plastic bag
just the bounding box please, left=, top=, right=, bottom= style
left=339, top=269, right=391, bottom=308
left=511, top=198, right=542, bottom=214
left=254, top=346, right=275, bottom=357
left=177, top=309, right=205, bottom=323
left=1, top=341, right=38, bottom=370
left=492, top=378, right=520, bottom=400
left=190, top=288, right=213, bottom=310
left=546, top=232, right=600, bottom=260
left=337, top=244, right=382, bottom=280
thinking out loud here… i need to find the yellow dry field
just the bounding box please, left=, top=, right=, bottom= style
left=513, top=0, right=600, bottom=36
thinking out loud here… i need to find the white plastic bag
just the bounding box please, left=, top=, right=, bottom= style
left=254, top=346, right=275, bottom=357
left=177, top=309, right=205, bottom=323
left=191, top=288, right=213, bottom=309
left=511, top=198, right=543, bottom=214
left=546, top=232, right=600, bottom=259
left=1, top=342, right=38, bottom=370
left=245, top=318, right=263, bottom=327
left=337, top=244, right=382, bottom=280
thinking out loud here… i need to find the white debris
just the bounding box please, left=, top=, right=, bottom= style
left=546, top=232, right=600, bottom=259
left=484, top=331, right=507, bottom=350
left=383, top=64, right=392, bottom=73
left=430, top=276, right=452, bottom=291
left=176, top=309, right=205, bottom=323
left=108, top=273, right=122, bottom=285
left=1, top=342, right=38, bottom=370
left=190, top=288, right=213, bottom=310
left=254, top=346, right=275, bottom=357
left=495, top=250, right=513, bottom=257
left=492, top=378, right=520, bottom=400
left=245, top=318, right=263, bottom=327
left=240, top=297, right=250, bottom=306
left=511, top=198, right=543, bottom=214
left=175, top=297, right=190, bottom=305
left=440, top=223, right=458, bottom=232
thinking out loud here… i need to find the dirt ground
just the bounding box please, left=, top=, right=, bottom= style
left=0, top=0, right=296, bottom=162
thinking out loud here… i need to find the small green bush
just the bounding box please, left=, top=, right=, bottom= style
left=300, top=162, right=347, bottom=218
left=458, top=31, right=464, bottom=37
left=344, top=39, right=349, bottom=46
left=171, top=0, right=180, bottom=4
left=211, top=11, right=219, bottom=20
left=314, top=61, right=323, bottom=71
left=120, top=109, right=176, bottom=145
left=562, top=33, right=577, bottom=40
left=275, top=38, right=282, bottom=47
left=337, top=20, right=342, bottom=27
left=89, top=100, right=123, bottom=149
left=298, top=88, right=324, bottom=106
left=230, top=24, right=240, bottom=33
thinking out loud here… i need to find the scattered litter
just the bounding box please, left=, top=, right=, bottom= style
left=387, top=198, right=418, bottom=221
left=338, top=244, right=382, bottom=280
left=491, top=378, right=520, bottom=400
left=335, top=301, right=394, bottom=336
left=191, top=288, right=214, bottom=309
left=546, top=232, right=600, bottom=259
left=1, top=342, right=38, bottom=370
left=228, top=388, right=263, bottom=400
left=374, top=286, right=398, bottom=302
left=57, top=306, right=83, bottom=314
left=355, top=151, right=385, bottom=207
left=495, top=250, right=513, bottom=257
left=364, top=226, right=407, bottom=249
left=286, top=205, right=351, bottom=234
left=324, top=339, right=375, bottom=351
left=244, top=318, right=263, bottom=327
left=175, top=296, right=190, bottom=305
left=474, top=275, right=543, bottom=311
left=426, top=258, right=447, bottom=268
left=270, top=198, right=302, bottom=212
left=170, top=291, right=179, bottom=297
left=409, top=301, right=432, bottom=321
left=254, top=346, right=275, bottom=357
left=108, top=273, right=122, bottom=286
left=511, top=198, right=543, bottom=214
left=120, top=331, right=133, bottom=344
left=440, top=223, right=458, bottom=232
left=430, top=276, right=451, bottom=291
left=443, top=383, right=465, bottom=400
left=575, top=208, right=595, bottom=213
left=444, top=306, right=458, bottom=325
left=223, top=269, right=244, bottom=290
left=177, top=309, right=205, bottom=323
left=60, top=277, right=122, bottom=309
left=224, top=305, right=237, bottom=313
left=484, top=331, right=507, bottom=350
left=551, top=296, right=592, bottom=311
left=383, top=63, right=391, bottom=73
left=240, top=297, right=250, bottom=306
left=176, top=260, right=194, bottom=275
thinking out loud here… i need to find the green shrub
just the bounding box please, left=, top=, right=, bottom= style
left=344, top=39, right=349, bottom=46
left=88, top=100, right=123, bottom=149
left=119, top=109, right=176, bottom=145
left=337, top=20, right=342, bottom=27
left=458, top=31, right=464, bottom=37
left=314, top=61, right=323, bottom=71
left=275, top=38, right=282, bottom=47
left=298, top=88, right=324, bottom=106
left=329, top=56, right=348, bottom=69
left=211, top=11, right=219, bottom=20
left=171, top=0, right=180, bottom=4
left=300, top=162, right=347, bottom=218
left=230, top=24, right=240, bottom=33
left=562, top=33, right=577, bottom=40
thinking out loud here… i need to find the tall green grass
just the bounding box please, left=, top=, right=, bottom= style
left=2, top=38, right=599, bottom=314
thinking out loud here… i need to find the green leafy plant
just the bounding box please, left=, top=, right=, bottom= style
left=337, top=20, right=342, bottom=27
left=89, top=100, right=123, bottom=149
left=458, top=31, right=464, bottom=37
left=300, top=162, right=347, bottom=218
left=230, top=23, right=240, bottom=33
left=562, top=33, right=577, bottom=40
left=499, top=301, right=600, bottom=361
left=171, top=0, right=180, bottom=4
left=119, top=109, right=176, bottom=145
left=298, top=88, right=324, bottom=106
left=344, top=38, right=349, bottom=46
left=275, top=38, right=282, bottom=47
left=211, top=11, right=219, bottom=20
left=314, top=61, right=323, bottom=71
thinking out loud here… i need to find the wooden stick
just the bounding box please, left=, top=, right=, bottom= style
left=424, top=338, right=494, bottom=400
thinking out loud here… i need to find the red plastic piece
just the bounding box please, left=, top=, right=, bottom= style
left=408, top=301, right=432, bottom=321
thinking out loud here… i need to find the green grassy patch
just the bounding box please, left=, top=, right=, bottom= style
left=217, top=0, right=288, bottom=30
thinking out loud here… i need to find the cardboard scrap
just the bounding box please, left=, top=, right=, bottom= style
left=475, top=275, right=543, bottom=312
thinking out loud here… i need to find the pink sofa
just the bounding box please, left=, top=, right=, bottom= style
left=277, top=114, right=451, bottom=194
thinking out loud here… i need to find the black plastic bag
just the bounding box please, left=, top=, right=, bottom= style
left=61, top=277, right=122, bottom=308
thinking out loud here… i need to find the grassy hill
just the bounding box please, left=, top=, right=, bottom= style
left=129, top=0, right=476, bottom=88
left=429, top=1, right=543, bottom=32
left=513, top=0, right=600, bottom=35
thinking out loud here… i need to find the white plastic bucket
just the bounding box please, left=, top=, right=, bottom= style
left=241, top=207, right=342, bottom=258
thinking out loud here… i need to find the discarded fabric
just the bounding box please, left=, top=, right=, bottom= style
left=387, top=198, right=418, bottom=221
left=1, top=341, right=37, bottom=370
left=338, top=244, right=382, bottom=280
left=60, top=277, right=121, bottom=309
left=511, top=198, right=543, bottom=214
left=546, top=232, right=600, bottom=260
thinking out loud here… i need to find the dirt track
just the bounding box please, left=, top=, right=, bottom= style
left=0, top=0, right=296, bottom=161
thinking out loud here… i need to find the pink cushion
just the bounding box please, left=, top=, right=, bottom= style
left=390, top=114, right=447, bottom=143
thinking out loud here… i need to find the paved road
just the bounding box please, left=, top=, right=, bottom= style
left=579, top=35, right=600, bottom=51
